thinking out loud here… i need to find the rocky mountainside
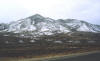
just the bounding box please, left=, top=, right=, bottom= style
left=0, top=23, right=8, bottom=30
left=0, top=14, right=100, bottom=36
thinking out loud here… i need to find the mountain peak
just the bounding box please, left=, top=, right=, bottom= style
left=29, top=14, right=44, bottom=19
left=34, top=14, right=42, bottom=16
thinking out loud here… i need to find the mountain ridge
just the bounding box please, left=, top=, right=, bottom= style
left=0, top=14, right=100, bottom=36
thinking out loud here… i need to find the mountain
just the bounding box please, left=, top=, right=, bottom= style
left=57, top=19, right=100, bottom=32
left=0, top=14, right=100, bottom=58
left=0, top=23, right=8, bottom=31
left=0, top=14, right=100, bottom=36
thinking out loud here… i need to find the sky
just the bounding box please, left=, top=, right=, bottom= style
left=0, top=0, right=100, bottom=25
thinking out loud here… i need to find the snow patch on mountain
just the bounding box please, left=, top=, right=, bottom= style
left=0, top=14, right=100, bottom=36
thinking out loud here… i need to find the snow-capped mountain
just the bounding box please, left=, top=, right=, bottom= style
left=0, top=14, right=100, bottom=36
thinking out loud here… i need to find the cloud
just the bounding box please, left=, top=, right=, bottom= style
left=69, top=0, right=100, bottom=24
left=0, top=0, right=100, bottom=25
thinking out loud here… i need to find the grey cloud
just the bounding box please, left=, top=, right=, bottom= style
left=0, top=0, right=100, bottom=25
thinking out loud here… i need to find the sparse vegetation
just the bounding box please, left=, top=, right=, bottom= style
left=0, top=31, right=100, bottom=58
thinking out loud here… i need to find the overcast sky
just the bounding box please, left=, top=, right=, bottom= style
left=0, top=0, right=100, bottom=25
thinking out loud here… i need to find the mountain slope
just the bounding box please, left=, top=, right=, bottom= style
left=0, top=14, right=100, bottom=36
left=0, top=23, right=8, bottom=31
left=58, top=19, right=100, bottom=32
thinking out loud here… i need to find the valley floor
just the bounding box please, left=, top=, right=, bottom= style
left=0, top=47, right=100, bottom=61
